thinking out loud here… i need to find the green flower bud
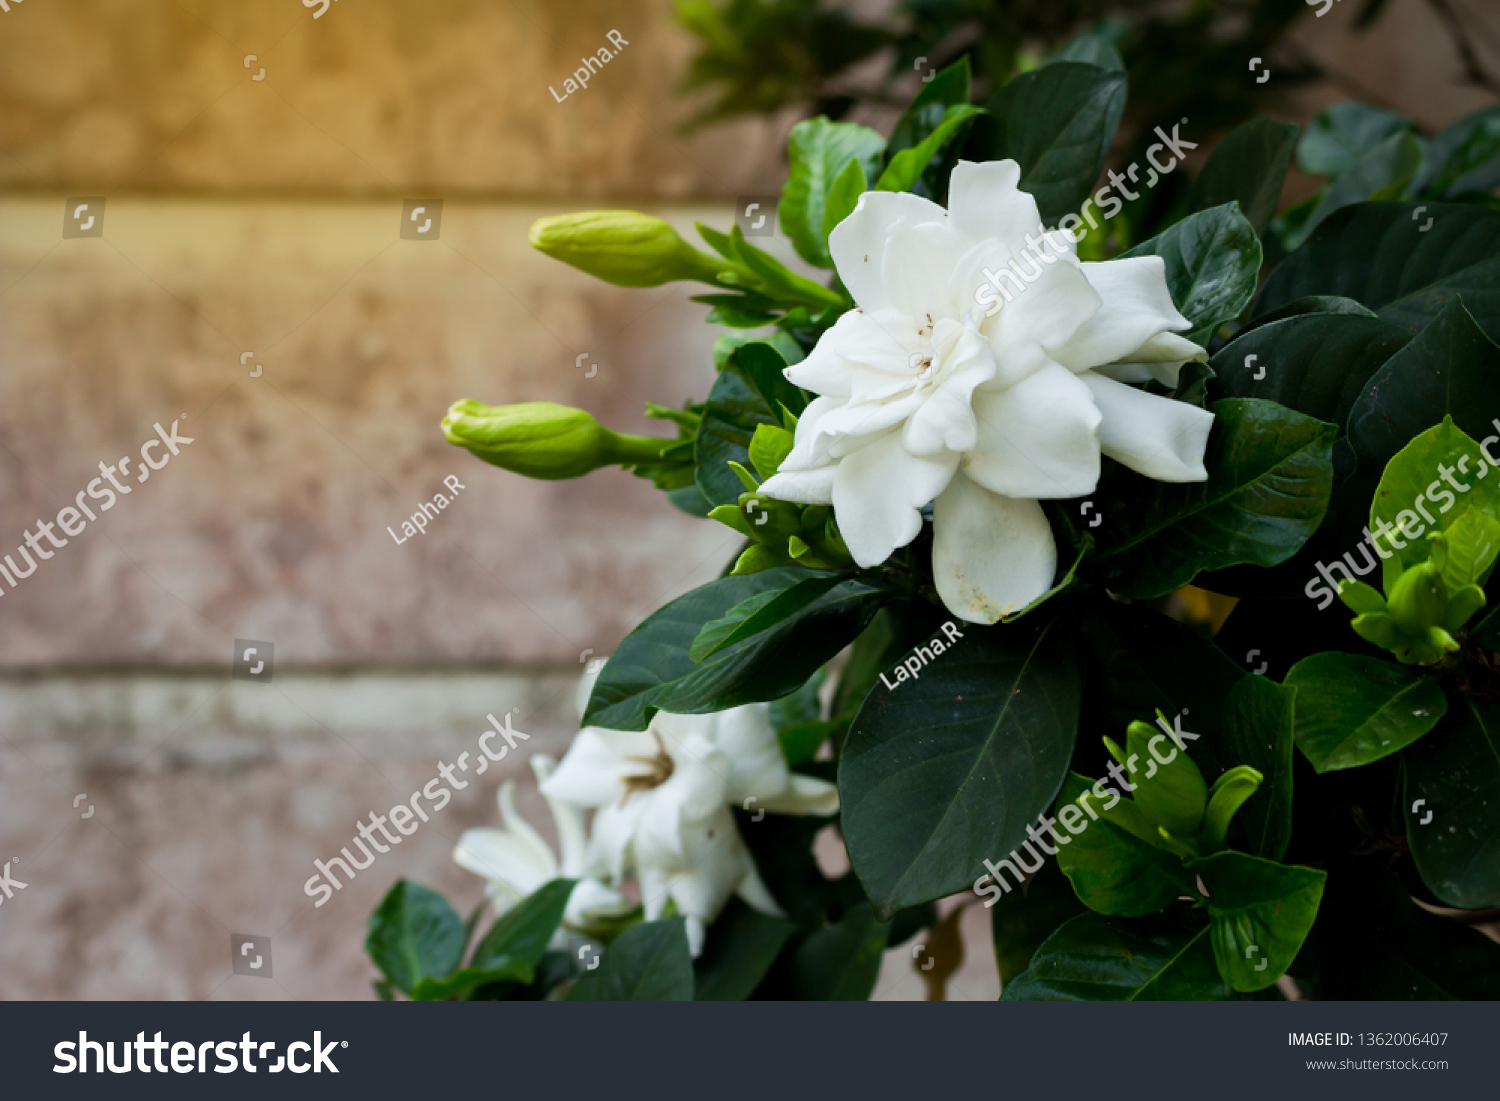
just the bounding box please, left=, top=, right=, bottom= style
left=1387, top=561, right=1447, bottom=634
left=529, top=211, right=734, bottom=288
left=442, top=400, right=670, bottom=480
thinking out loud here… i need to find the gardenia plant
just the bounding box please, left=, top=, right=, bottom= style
left=364, top=44, right=1500, bottom=1002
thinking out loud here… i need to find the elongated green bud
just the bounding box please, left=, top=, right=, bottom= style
left=529, top=211, right=734, bottom=287
left=442, top=400, right=671, bottom=480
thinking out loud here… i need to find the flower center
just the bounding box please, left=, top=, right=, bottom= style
left=620, top=731, right=674, bottom=803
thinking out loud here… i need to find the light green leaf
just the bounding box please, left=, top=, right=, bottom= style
left=1284, top=652, right=1447, bottom=772
left=1189, top=851, right=1325, bottom=992
left=780, top=118, right=885, bottom=268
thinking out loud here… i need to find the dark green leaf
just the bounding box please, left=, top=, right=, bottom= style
left=1419, top=105, right=1500, bottom=199
left=584, top=567, right=887, bottom=730
left=1001, top=911, right=1231, bottom=1001
left=364, top=881, right=467, bottom=996
left=1097, top=399, right=1336, bottom=600
left=973, top=63, right=1127, bottom=228
left=1255, top=202, right=1500, bottom=341
left=1209, top=312, right=1411, bottom=427
left=693, top=898, right=795, bottom=1000
left=885, top=57, right=971, bottom=163
left=1188, top=851, right=1325, bottom=992
left=840, top=614, right=1081, bottom=916
left=1284, top=652, right=1447, bottom=772
left=1188, top=118, right=1299, bottom=235
left=691, top=573, right=847, bottom=662
left=1343, top=298, right=1500, bottom=545
left=1403, top=697, right=1500, bottom=909
left=1217, top=676, right=1296, bottom=860
left=1285, top=131, right=1424, bottom=251
left=1046, top=29, right=1125, bottom=72
left=1298, top=103, right=1413, bottom=178
left=566, top=918, right=694, bottom=1001
left=1121, top=203, right=1262, bottom=345
left=780, top=118, right=885, bottom=268
left=788, top=901, right=889, bottom=1000
left=470, top=878, right=574, bottom=975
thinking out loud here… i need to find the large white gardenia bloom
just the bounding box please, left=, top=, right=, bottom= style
left=759, top=159, right=1215, bottom=624
left=541, top=672, right=838, bottom=956
left=453, top=755, right=636, bottom=939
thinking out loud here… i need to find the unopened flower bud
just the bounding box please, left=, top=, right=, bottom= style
left=529, top=211, right=733, bottom=287
left=442, top=400, right=670, bottom=480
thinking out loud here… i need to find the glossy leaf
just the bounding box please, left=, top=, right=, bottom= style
left=1121, top=203, right=1261, bottom=346
left=1343, top=299, right=1500, bottom=546
left=565, top=918, right=694, bottom=1001
left=973, top=62, right=1127, bottom=228
left=1403, top=697, right=1500, bottom=909
left=1189, top=851, right=1325, bottom=992
left=1255, top=202, right=1500, bottom=340
left=840, top=614, right=1081, bottom=916
left=584, top=567, right=887, bottom=730
left=780, top=118, right=885, bottom=268
left=1297, top=103, right=1413, bottom=178
left=1097, top=399, right=1336, bottom=600
left=1001, top=912, right=1231, bottom=1001
left=874, top=104, right=983, bottom=194
left=365, top=881, right=468, bottom=996
left=1284, top=651, right=1447, bottom=772
left=1420, top=105, right=1500, bottom=198
left=1209, top=311, right=1411, bottom=427
left=1188, top=118, right=1299, bottom=235
left=1368, top=417, right=1500, bottom=588
left=690, top=573, right=848, bottom=662
left=1285, top=130, right=1423, bottom=251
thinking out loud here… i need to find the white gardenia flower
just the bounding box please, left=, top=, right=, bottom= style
left=541, top=682, right=838, bottom=956
left=453, top=755, right=636, bottom=939
left=759, top=159, right=1215, bottom=624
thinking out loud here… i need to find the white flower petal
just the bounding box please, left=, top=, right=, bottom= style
left=829, top=190, right=950, bottom=311
left=735, top=863, right=786, bottom=918
left=1079, top=371, right=1214, bottom=482
left=563, top=878, right=636, bottom=931
left=588, top=797, right=647, bottom=884
left=539, top=728, right=640, bottom=808
left=759, top=463, right=836, bottom=506
left=1050, top=257, right=1193, bottom=371
left=932, top=474, right=1057, bottom=624
left=948, top=159, right=1041, bottom=248
left=453, top=826, right=555, bottom=899
left=532, top=757, right=591, bottom=878
left=880, top=220, right=969, bottom=325
left=832, top=430, right=958, bottom=568
left=962, top=363, right=1102, bottom=499
left=706, top=703, right=790, bottom=805
left=758, top=773, right=840, bottom=816
left=991, top=254, right=1101, bottom=362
